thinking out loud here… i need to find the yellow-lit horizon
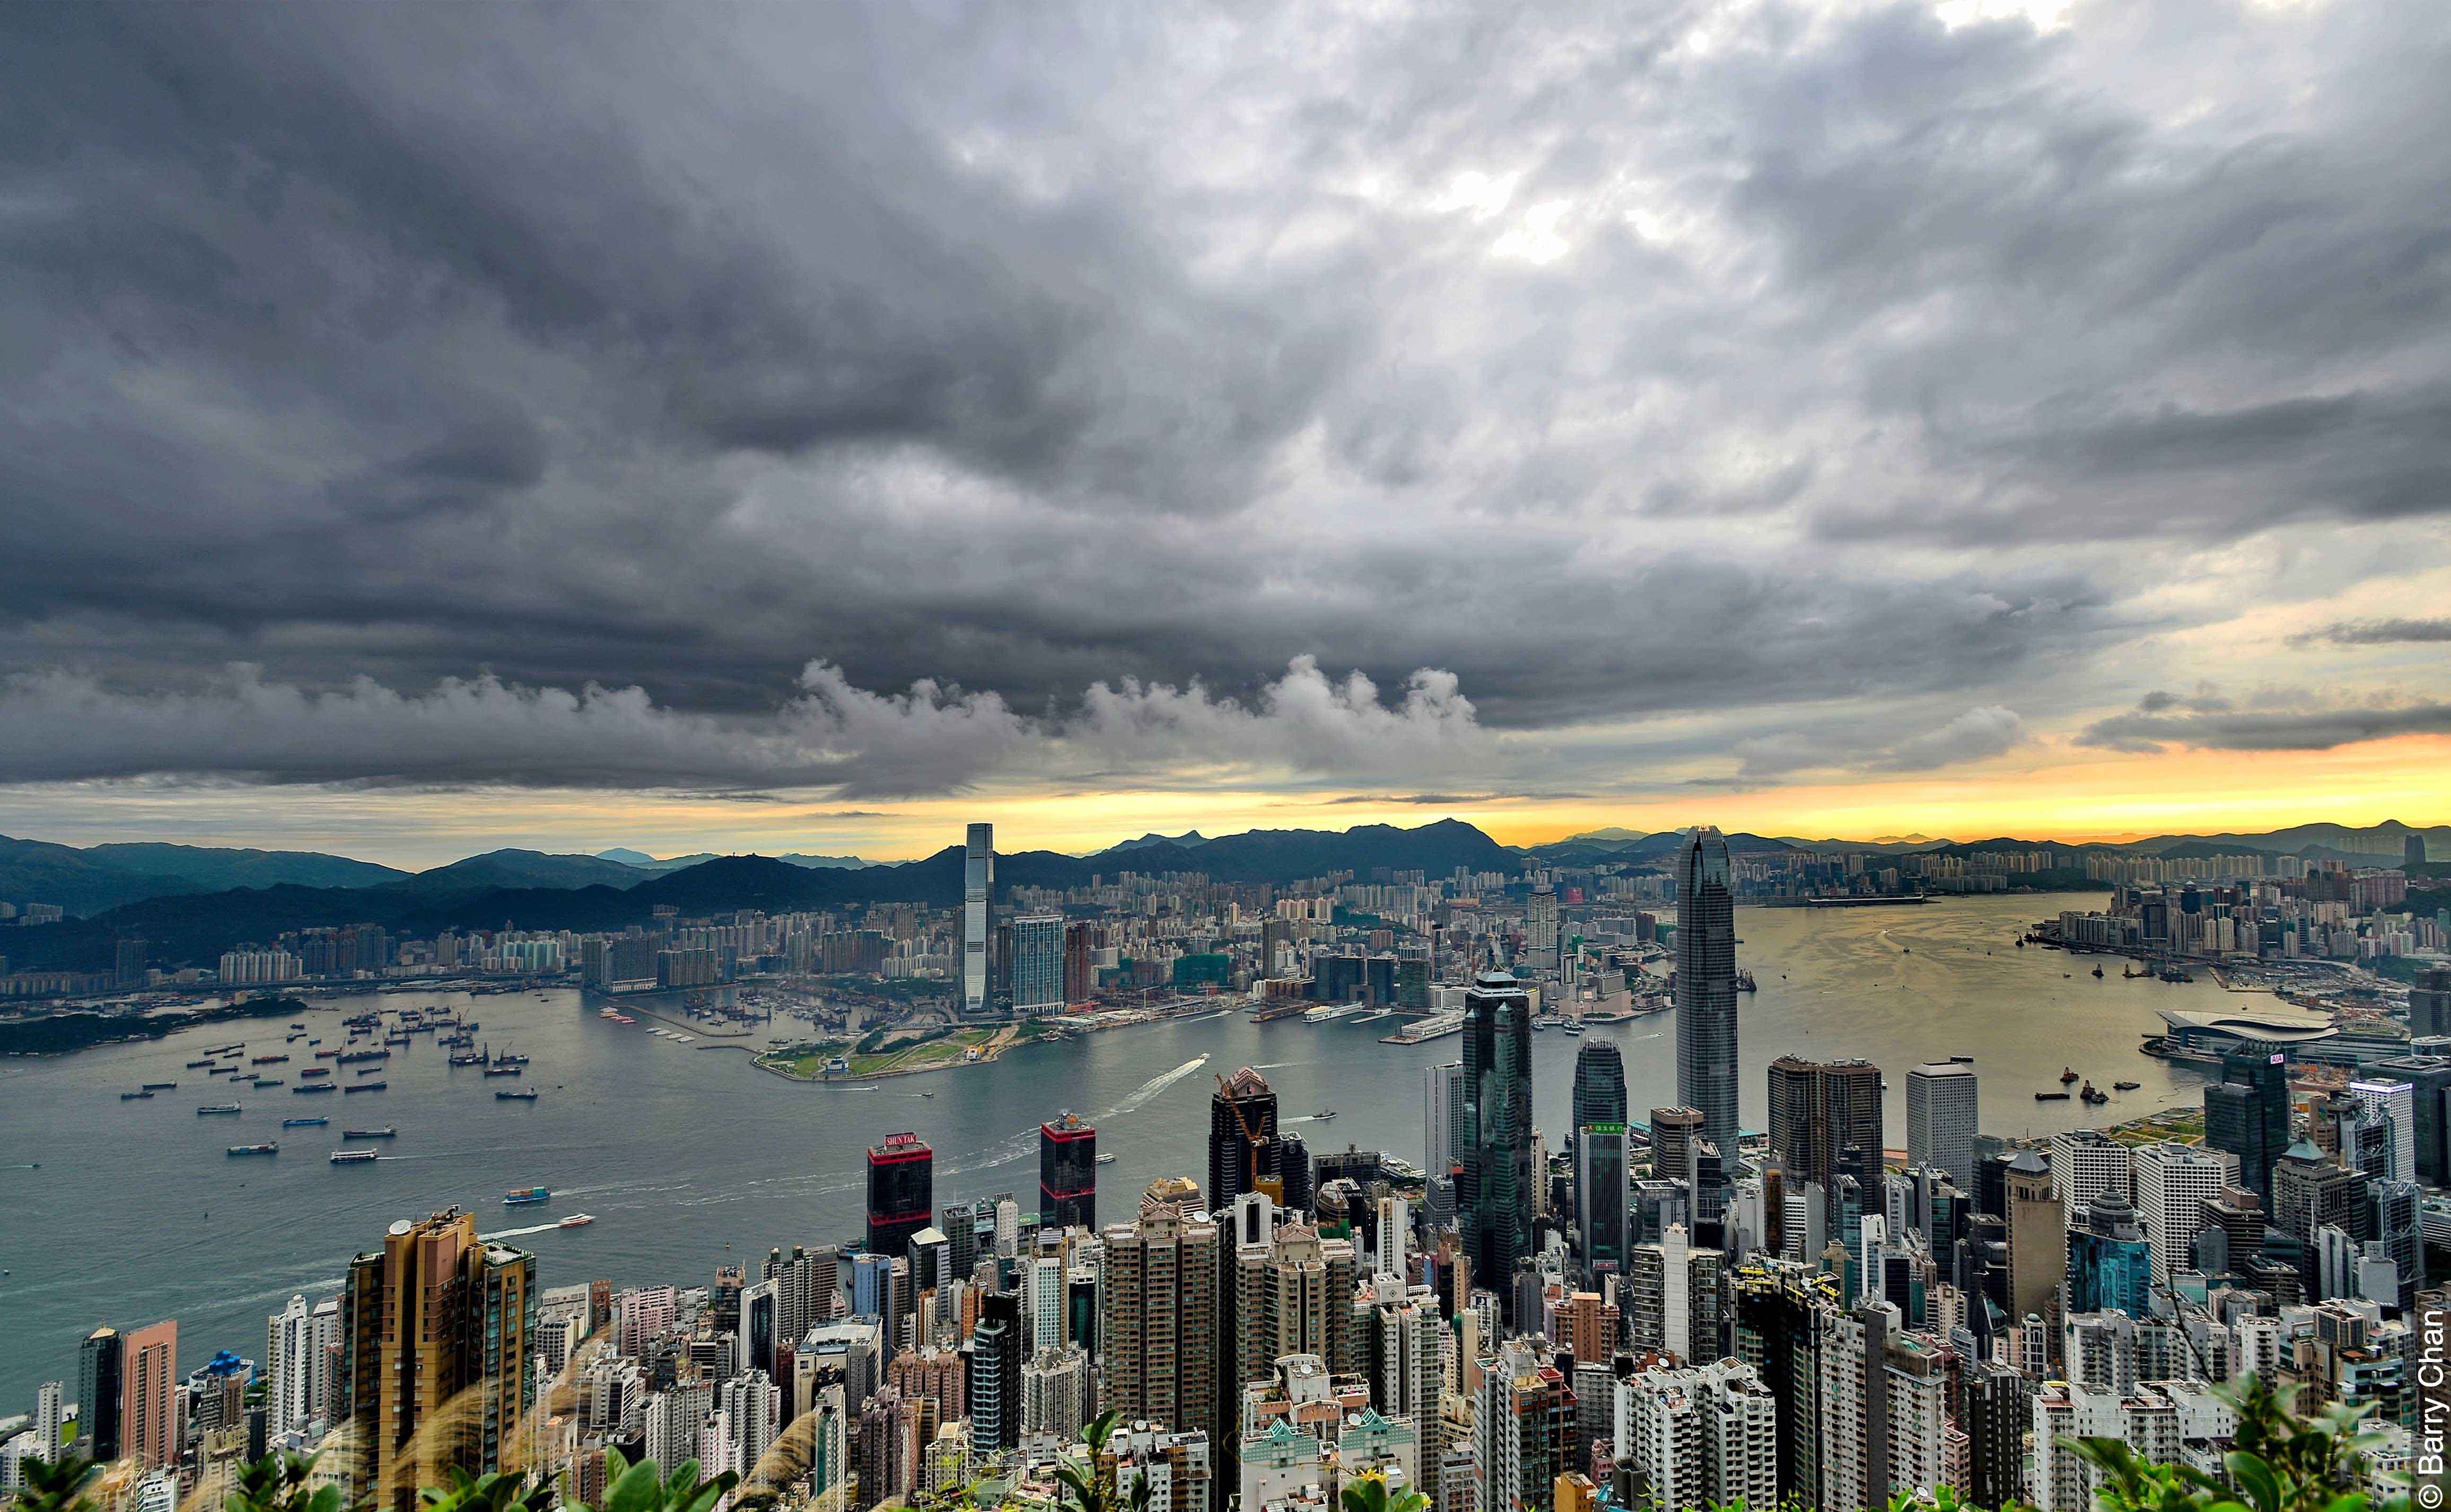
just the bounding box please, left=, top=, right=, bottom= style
left=5, top=732, right=2444, bottom=871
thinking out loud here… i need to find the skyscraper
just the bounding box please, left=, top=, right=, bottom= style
left=1424, top=1061, right=1466, bottom=1177
left=1649, top=1106, right=1705, bottom=1185
left=77, top=1327, right=122, bottom=1462
left=2411, top=965, right=2451, bottom=1041
left=966, top=1291, right=1024, bottom=1455
left=337, top=1210, right=534, bottom=1510
left=120, top=1321, right=176, bottom=1473
left=2002, top=1152, right=2063, bottom=1331
left=1526, top=885, right=1561, bottom=977
left=2130, top=1142, right=2239, bottom=1286
left=868, top=1133, right=936, bottom=1261
left=1099, top=1198, right=1223, bottom=1446
left=1460, top=969, right=1535, bottom=1316
left=1904, top=1063, right=1979, bottom=1187
left=1570, top=1039, right=1627, bottom=1138
left=1575, top=1123, right=1629, bottom=1281
left=964, top=823, right=995, bottom=1018
left=1210, top=1066, right=1281, bottom=1209
left=1767, top=1056, right=1884, bottom=1198
left=2204, top=1049, right=2292, bottom=1201
left=1674, top=827, right=1740, bottom=1158
left=1010, top=915, right=1066, bottom=1015
left=1040, top=1112, right=1097, bottom=1230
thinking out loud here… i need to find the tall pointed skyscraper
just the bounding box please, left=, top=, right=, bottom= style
left=1460, top=968, right=1535, bottom=1317
left=1674, top=827, right=1739, bottom=1160
left=964, top=823, right=995, bottom=1018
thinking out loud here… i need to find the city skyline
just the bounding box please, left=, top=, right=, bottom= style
left=0, top=4, right=2446, bottom=866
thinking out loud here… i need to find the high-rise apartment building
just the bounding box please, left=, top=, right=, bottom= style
left=1362, top=1277, right=1447, bottom=1508
left=964, top=823, right=995, bottom=1018
left=1474, top=1337, right=1571, bottom=1512
left=868, top=1132, right=935, bottom=1259
left=1623, top=1224, right=1727, bottom=1363
left=1674, top=828, right=1740, bottom=1158
left=119, top=1321, right=177, bottom=1473
left=1227, top=1194, right=1360, bottom=1398
left=1617, top=1359, right=1780, bottom=1512
left=337, top=1210, right=534, bottom=1510
left=1904, top=1063, right=1978, bottom=1186
left=1210, top=1066, right=1281, bottom=1209
left=1461, top=969, right=1536, bottom=1316
left=966, top=1291, right=1024, bottom=1455
left=1010, top=915, right=1066, bottom=1015
left=1039, top=1113, right=1098, bottom=1230
left=1526, top=885, right=1561, bottom=978
left=1767, top=1057, right=1885, bottom=1194
left=267, top=1293, right=334, bottom=1438
left=1099, top=1199, right=1223, bottom=1446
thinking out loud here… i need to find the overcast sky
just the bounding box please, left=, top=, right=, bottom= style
left=3, top=0, right=2447, bottom=864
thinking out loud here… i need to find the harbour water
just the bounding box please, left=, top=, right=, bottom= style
left=0, top=892, right=2247, bottom=1407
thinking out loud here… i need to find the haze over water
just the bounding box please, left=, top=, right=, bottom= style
left=0, top=893, right=2239, bottom=1407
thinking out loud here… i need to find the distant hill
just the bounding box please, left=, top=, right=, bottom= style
left=0, top=834, right=409, bottom=917
left=86, top=842, right=409, bottom=891
left=0, top=833, right=206, bottom=916
left=596, top=849, right=875, bottom=873
left=1108, top=831, right=1209, bottom=851
left=381, top=849, right=653, bottom=898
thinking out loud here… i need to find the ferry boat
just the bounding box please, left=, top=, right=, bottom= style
left=283, top=1117, right=329, bottom=1127
left=1314, top=1109, right=1338, bottom=1120
left=346, top=1080, right=386, bottom=1093
left=142, top=1080, right=178, bottom=1091
left=504, top=1186, right=550, bottom=1206
left=559, top=1214, right=595, bottom=1227
left=329, top=1149, right=379, bottom=1164
left=1096, top=1153, right=1117, bottom=1165
left=198, top=1103, right=242, bottom=1115
left=343, top=1127, right=395, bottom=1138
left=294, top=1083, right=336, bottom=1095
left=227, top=1143, right=278, bottom=1156
left=496, top=1089, right=539, bottom=1101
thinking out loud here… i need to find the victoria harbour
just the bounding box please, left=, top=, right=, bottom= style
left=0, top=892, right=2235, bottom=1407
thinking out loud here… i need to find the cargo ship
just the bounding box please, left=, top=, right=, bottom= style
left=300, top=1067, right=331, bottom=1079
left=252, top=1054, right=290, bottom=1065
left=294, top=1083, right=336, bottom=1095
left=449, top=1051, right=487, bottom=1065
left=197, top=1103, right=242, bottom=1115
left=343, top=1127, right=395, bottom=1138
left=120, top=1090, right=154, bottom=1101
left=142, top=1081, right=178, bottom=1091
left=185, top=1059, right=215, bottom=1069
left=346, top=1080, right=386, bottom=1093
left=483, top=1065, right=522, bottom=1078
left=496, top=1089, right=539, bottom=1102
left=227, top=1143, right=277, bottom=1156
left=492, top=1052, right=531, bottom=1066
left=329, top=1149, right=379, bottom=1164
left=504, top=1186, right=550, bottom=1206
left=283, top=1117, right=329, bottom=1127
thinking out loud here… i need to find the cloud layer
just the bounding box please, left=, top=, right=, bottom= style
left=0, top=1, right=2447, bottom=807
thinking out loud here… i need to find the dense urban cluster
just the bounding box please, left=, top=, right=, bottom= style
left=5, top=827, right=2445, bottom=1512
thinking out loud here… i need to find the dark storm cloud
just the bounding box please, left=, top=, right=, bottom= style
left=2291, top=617, right=2451, bottom=647
left=2080, top=693, right=2451, bottom=754
left=1, top=1, right=2447, bottom=795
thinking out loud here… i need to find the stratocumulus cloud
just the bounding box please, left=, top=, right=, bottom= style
left=0, top=1, right=2445, bottom=810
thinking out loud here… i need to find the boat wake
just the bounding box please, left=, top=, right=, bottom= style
left=481, top=1221, right=566, bottom=1241
left=1113, top=1056, right=1209, bottom=1115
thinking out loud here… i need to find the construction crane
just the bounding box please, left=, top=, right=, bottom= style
left=1215, top=1071, right=1283, bottom=1204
